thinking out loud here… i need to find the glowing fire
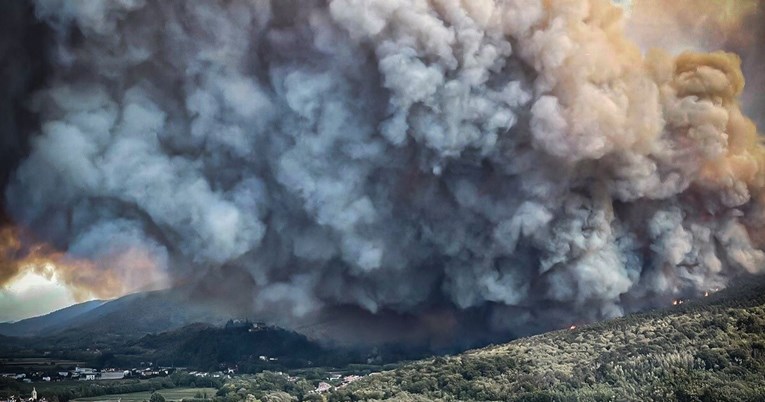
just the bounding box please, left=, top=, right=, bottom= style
left=703, top=288, right=721, bottom=298
left=0, top=225, right=164, bottom=301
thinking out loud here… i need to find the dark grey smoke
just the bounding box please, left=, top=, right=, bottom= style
left=4, top=0, right=765, bottom=345
left=0, top=1, right=50, bottom=222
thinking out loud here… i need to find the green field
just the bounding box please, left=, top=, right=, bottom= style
left=0, top=358, right=85, bottom=370
left=72, top=388, right=217, bottom=402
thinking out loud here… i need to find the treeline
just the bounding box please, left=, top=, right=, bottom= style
left=324, top=277, right=765, bottom=401
left=0, top=372, right=223, bottom=402
left=106, top=324, right=434, bottom=373
left=2, top=322, right=435, bottom=375
left=121, top=325, right=356, bottom=372
left=216, top=372, right=318, bottom=402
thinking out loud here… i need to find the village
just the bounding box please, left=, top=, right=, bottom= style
left=311, top=373, right=364, bottom=394
left=0, top=318, right=376, bottom=401
left=1, top=386, right=44, bottom=402
left=0, top=365, right=185, bottom=384
left=0, top=363, right=371, bottom=401
left=0, top=366, right=238, bottom=402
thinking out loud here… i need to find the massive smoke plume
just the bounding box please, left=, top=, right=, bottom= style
left=2, top=0, right=765, bottom=343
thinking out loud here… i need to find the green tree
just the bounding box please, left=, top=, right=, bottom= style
left=149, top=392, right=166, bottom=402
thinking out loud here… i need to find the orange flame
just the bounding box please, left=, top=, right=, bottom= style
left=0, top=225, right=164, bottom=301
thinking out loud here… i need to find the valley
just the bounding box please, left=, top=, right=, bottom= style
left=3, top=277, right=765, bottom=401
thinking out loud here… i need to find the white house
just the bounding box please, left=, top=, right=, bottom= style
left=100, top=372, right=125, bottom=380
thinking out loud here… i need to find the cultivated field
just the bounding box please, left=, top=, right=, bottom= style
left=72, top=388, right=217, bottom=402
left=0, top=358, right=85, bottom=370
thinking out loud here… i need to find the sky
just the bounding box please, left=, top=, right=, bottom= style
left=0, top=271, right=80, bottom=322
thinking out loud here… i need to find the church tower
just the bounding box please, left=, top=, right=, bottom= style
left=31, top=387, right=37, bottom=401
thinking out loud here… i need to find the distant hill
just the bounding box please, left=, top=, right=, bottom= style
left=0, top=300, right=106, bottom=337
left=0, top=290, right=434, bottom=371
left=120, top=322, right=346, bottom=371
left=0, top=289, right=235, bottom=340
left=0, top=333, right=23, bottom=352
left=328, top=276, right=765, bottom=401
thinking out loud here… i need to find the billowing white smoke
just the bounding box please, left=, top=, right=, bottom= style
left=8, top=0, right=765, bottom=337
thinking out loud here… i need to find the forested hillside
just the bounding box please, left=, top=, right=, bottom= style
left=328, top=278, right=765, bottom=401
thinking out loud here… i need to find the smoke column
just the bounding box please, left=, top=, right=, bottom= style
left=3, top=0, right=765, bottom=342
left=620, top=0, right=765, bottom=127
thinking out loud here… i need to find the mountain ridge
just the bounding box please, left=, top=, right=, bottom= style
left=0, top=289, right=234, bottom=339
left=0, top=299, right=107, bottom=337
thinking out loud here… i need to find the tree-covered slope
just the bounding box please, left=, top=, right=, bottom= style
left=328, top=278, right=765, bottom=401
left=131, top=323, right=337, bottom=371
